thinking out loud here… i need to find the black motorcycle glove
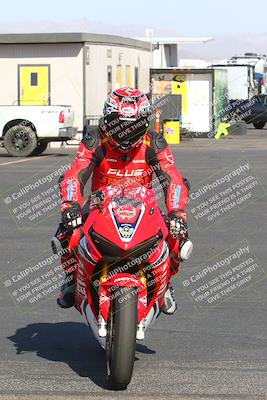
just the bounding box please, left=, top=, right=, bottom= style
left=61, top=202, right=82, bottom=229
left=169, top=212, right=188, bottom=239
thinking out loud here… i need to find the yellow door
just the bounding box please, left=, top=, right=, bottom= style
left=19, top=66, right=50, bottom=105
left=116, top=65, right=123, bottom=89
left=126, top=65, right=132, bottom=87
left=172, top=74, right=188, bottom=119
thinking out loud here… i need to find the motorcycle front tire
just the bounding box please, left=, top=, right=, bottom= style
left=106, top=286, right=138, bottom=391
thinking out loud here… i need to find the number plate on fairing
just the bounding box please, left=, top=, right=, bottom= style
left=108, top=202, right=145, bottom=242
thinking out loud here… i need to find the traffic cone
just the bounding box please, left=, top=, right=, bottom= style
left=155, top=107, right=161, bottom=133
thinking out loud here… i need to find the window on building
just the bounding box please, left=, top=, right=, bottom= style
left=107, top=65, right=112, bottom=94
left=30, top=72, right=38, bottom=86
left=116, top=65, right=123, bottom=88
left=134, top=67, right=139, bottom=89
left=126, top=65, right=132, bottom=87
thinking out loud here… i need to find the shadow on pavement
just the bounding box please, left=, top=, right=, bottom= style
left=7, top=322, right=109, bottom=389
left=136, top=343, right=156, bottom=354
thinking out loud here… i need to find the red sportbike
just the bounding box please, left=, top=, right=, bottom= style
left=69, top=179, right=177, bottom=390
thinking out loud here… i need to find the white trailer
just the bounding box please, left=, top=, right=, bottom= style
left=230, top=53, right=267, bottom=94
left=150, top=68, right=228, bottom=137
left=211, top=64, right=256, bottom=101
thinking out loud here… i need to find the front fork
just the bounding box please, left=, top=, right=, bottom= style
left=98, top=269, right=147, bottom=340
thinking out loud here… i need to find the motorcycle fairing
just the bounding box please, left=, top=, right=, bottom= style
left=99, top=273, right=147, bottom=324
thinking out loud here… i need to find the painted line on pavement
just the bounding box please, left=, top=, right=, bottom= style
left=0, top=156, right=50, bottom=167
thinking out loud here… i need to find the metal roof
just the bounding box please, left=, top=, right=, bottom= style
left=0, top=32, right=150, bottom=50
left=137, top=36, right=213, bottom=44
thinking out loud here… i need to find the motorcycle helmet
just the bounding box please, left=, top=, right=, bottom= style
left=103, top=88, right=151, bottom=152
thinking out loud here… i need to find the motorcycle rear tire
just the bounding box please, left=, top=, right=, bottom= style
left=106, top=286, right=138, bottom=390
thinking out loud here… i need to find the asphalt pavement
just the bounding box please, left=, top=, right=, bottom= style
left=0, top=128, right=267, bottom=400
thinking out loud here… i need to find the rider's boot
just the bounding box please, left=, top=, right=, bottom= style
left=51, top=224, right=77, bottom=309
left=162, top=237, right=193, bottom=315
left=57, top=271, right=76, bottom=309
left=162, top=284, right=177, bottom=315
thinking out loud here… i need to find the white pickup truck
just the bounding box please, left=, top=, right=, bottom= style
left=0, top=105, right=77, bottom=156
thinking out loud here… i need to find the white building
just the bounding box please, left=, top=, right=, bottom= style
left=0, top=33, right=151, bottom=130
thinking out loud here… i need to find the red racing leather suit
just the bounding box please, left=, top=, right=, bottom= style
left=59, top=126, right=189, bottom=277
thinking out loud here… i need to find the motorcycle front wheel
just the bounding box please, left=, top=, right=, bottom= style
left=106, top=286, right=138, bottom=390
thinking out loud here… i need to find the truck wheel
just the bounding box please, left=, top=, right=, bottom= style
left=106, top=286, right=138, bottom=390
left=253, top=121, right=265, bottom=129
left=4, top=125, right=37, bottom=157
left=31, top=141, right=48, bottom=156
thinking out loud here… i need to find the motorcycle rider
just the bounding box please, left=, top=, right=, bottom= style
left=52, top=88, right=192, bottom=314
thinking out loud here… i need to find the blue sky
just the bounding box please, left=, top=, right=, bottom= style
left=2, top=0, right=267, bottom=35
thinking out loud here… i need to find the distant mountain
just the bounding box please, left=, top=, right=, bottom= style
left=0, top=19, right=266, bottom=61
left=180, top=33, right=267, bottom=60
left=0, top=18, right=182, bottom=37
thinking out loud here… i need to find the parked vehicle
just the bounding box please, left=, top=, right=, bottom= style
left=211, top=64, right=257, bottom=101
left=224, top=94, right=267, bottom=129
left=150, top=68, right=228, bottom=137
left=230, top=53, right=267, bottom=94
left=70, top=179, right=175, bottom=390
left=243, top=94, right=267, bottom=129
left=0, top=105, right=77, bottom=156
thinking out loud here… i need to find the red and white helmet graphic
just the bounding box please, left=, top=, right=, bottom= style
left=103, top=88, right=151, bottom=120
left=103, top=88, right=151, bottom=151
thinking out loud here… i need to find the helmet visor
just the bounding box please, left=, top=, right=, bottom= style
left=105, top=113, right=148, bottom=150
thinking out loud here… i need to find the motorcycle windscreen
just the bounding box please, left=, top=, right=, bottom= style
left=90, top=180, right=166, bottom=251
